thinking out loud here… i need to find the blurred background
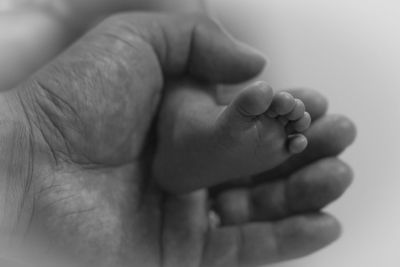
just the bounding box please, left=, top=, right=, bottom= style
left=209, top=0, right=400, bottom=266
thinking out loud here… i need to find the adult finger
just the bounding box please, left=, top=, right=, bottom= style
left=94, top=12, right=266, bottom=83
left=201, top=213, right=341, bottom=267
left=214, top=158, right=353, bottom=225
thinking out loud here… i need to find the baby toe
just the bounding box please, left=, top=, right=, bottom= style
left=288, top=134, right=308, bottom=154
left=269, top=92, right=296, bottom=116
left=288, top=112, right=312, bottom=132
left=234, top=81, right=274, bottom=117
left=287, top=98, right=306, bottom=121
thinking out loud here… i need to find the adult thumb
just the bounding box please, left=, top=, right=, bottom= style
left=96, top=12, right=266, bottom=83
left=2, top=13, right=266, bottom=165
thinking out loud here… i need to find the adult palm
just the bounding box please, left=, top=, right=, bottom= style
left=0, top=13, right=355, bottom=267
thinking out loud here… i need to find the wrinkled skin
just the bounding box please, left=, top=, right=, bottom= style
left=0, top=0, right=206, bottom=92
left=0, top=13, right=356, bottom=267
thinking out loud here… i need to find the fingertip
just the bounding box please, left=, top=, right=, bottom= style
left=235, top=41, right=268, bottom=71
left=336, top=159, right=355, bottom=189
left=284, top=158, right=354, bottom=215
left=228, top=42, right=267, bottom=83
left=332, top=114, right=357, bottom=146
left=306, top=114, right=357, bottom=156
left=191, top=18, right=267, bottom=83
left=316, top=213, right=342, bottom=243
left=270, top=213, right=341, bottom=262
left=289, top=213, right=342, bottom=251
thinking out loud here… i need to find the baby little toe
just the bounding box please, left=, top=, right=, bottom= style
left=288, top=134, right=308, bottom=154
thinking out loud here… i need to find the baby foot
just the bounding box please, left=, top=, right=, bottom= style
left=154, top=81, right=311, bottom=193
left=217, top=81, right=310, bottom=155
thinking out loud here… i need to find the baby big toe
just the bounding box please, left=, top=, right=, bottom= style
left=218, top=81, right=275, bottom=131
left=234, top=81, right=274, bottom=117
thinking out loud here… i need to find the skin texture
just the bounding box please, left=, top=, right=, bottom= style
left=0, top=12, right=356, bottom=267
left=0, top=0, right=205, bottom=91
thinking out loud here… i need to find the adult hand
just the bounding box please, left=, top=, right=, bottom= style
left=0, top=13, right=355, bottom=267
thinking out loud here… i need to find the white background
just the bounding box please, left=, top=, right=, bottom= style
left=209, top=0, right=400, bottom=266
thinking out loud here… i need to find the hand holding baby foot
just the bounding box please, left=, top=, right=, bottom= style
left=0, top=11, right=356, bottom=267
left=163, top=88, right=356, bottom=267
left=155, top=81, right=311, bottom=193
left=0, top=13, right=266, bottom=266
